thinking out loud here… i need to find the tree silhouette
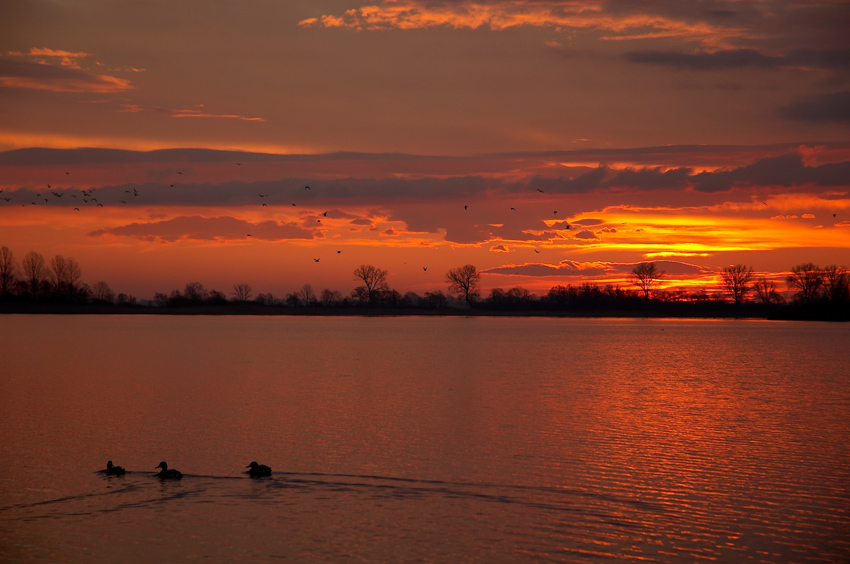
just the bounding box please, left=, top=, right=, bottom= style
left=232, top=283, right=252, bottom=302
left=299, top=283, right=317, bottom=306
left=21, top=251, right=46, bottom=298
left=823, top=265, right=849, bottom=303
left=721, top=264, right=754, bottom=305
left=91, top=281, right=115, bottom=304
left=753, top=277, right=784, bottom=305
left=184, top=281, right=207, bottom=302
left=445, top=264, right=480, bottom=306
left=353, top=264, right=388, bottom=305
left=0, top=246, right=16, bottom=298
left=786, top=263, right=823, bottom=304
left=630, top=262, right=663, bottom=299
left=49, top=255, right=82, bottom=298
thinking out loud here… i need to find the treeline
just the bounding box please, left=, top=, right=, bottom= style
left=1, top=246, right=848, bottom=319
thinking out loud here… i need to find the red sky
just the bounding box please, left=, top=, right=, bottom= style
left=1, top=1, right=848, bottom=300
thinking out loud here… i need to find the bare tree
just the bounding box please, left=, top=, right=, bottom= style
left=184, top=281, right=207, bottom=302
left=21, top=251, right=46, bottom=297
left=786, top=263, right=823, bottom=304
left=445, top=264, right=481, bottom=306
left=353, top=264, right=388, bottom=304
left=753, top=277, right=785, bottom=305
left=630, top=262, right=663, bottom=299
left=320, top=288, right=342, bottom=306
left=232, top=283, right=252, bottom=302
left=0, top=246, right=17, bottom=297
left=823, top=265, right=849, bottom=303
left=721, top=264, right=754, bottom=305
left=91, top=280, right=115, bottom=304
left=299, top=283, right=316, bottom=306
left=49, top=255, right=82, bottom=297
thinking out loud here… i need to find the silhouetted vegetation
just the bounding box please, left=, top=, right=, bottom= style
left=1, top=246, right=847, bottom=320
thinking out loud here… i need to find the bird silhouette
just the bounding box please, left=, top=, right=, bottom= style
left=246, top=461, right=271, bottom=477
left=510, top=207, right=516, bottom=211
left=314, top=258, right=320, bottom=262
left=323, top=211, right=328, bottom=217
left=305, top=186, right=311, bottom=190
left=337, top=250, right=341, bottom=254
left=534, top=249, right=540, bottom=253
left=73, top=207, right=80, bottom=211
left=155, top=461, right=182, bottom=479
left=262, top=203, right=267, bottom=207
left=97, top=203, right=103, bottom=207
left=423, top=267, right=428, bottom=271
left=247, top=234, right=252, bottom=237
left=536, top=188, right=544, bottom=193
left=553, top=211, right=558, bottom=215
left=464, top=205, right=468, bottom=210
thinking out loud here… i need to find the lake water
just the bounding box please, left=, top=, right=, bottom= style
left=0, top=315, right=848, bottom=562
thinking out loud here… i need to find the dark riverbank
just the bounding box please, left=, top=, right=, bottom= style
left=2, top=301, right=847, bottom=321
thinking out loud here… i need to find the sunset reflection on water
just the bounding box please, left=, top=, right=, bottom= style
left=1, top=316, right=847, bottom=562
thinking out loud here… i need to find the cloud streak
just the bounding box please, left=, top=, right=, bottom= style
left=90, top=215, right=317, bottom=242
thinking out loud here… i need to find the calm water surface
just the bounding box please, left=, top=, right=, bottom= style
left=1, top=315, right=848, bottom=562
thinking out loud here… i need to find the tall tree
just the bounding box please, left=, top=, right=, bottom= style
left=753, top=277, right=784, bottom=305
left=0, top=246, right=17, bottom=298
left=49, top=255, right=82, bottom=297
left=232, top=283, right=252, bottom=303
left=91, top=281, right=115, bottom=304
left=353, top=264, right=388, bottom=304
left=786, top=263, right=823, bottom=304
left=445, top=264, right=481, bottom=306
left=21, top=251, right=46, bottom=297
left=721, top=264, right=754, bottom=305
left=822, top=265, right=849, bottom=304
left=630, top=262, right=663, bottom=299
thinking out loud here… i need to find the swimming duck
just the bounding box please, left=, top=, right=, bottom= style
left=246, top=461, right=272, bottom=477
left=155, top=461, right=182, bottom=479
left=100, top=460, right=125, bottom=476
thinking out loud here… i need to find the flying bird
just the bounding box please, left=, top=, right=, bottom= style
left=97, top=203, right=103, bottom=207
left=536, top=188, right=544, bottom=193
left=534, top=249, right=540, bottom=253
left=65, top=171, right=70, bottom=175
left=305, top=185, right=311, bottom=190
left=52, top=192, right=62, bottom=197
left=73, top=207, right=80, bottom=211
left=247, top=234, right=252, bottom=237
left=510, top=207, right=516, bottom=211
left=464, top=205, right=468, bottom=210
left=262, top=203, right=267, bottom=207
left=323, top=211, right=328, bottom=217
left=314, top=258, right=320, bottom=262
left=337, top=250, right=341, bottom=254
left=553, top=211, right=558, bottom=215
left=423, top=267, right=428, bottom=271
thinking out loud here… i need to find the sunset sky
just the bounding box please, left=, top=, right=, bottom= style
left=1, top=0, right=848, bottom=300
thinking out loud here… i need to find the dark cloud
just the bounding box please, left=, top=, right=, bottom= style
left=573, top=230, right=598, bottom=240
left=692, top=153, right=850, bottom=192
left=483, top=261, right=608, bottom=278
left=0, top=58, right=132, bottom=92
left=90, top=215, right=316, bottom=242
left=779, top=91, right=850, bottom=123
left=625, top=48, right=850, bottom=70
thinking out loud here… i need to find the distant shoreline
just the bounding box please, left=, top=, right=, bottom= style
left=1, top=302, right=846, bottom=321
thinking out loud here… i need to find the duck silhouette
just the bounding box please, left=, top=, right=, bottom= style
left=155, top=461, right=182, bottom=479
left=100, top=460, right=125, bottom=476
left=246, top=461, right=272, bottom=477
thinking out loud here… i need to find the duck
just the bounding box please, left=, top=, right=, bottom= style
left=155, top=461, right=182, bottom=479
left=246, top=461, right=272, bottom=477
left=100, top=460, right=126, bottom=476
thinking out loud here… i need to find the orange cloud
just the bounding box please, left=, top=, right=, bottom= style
left=300, top=1, right=737, bottom=47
